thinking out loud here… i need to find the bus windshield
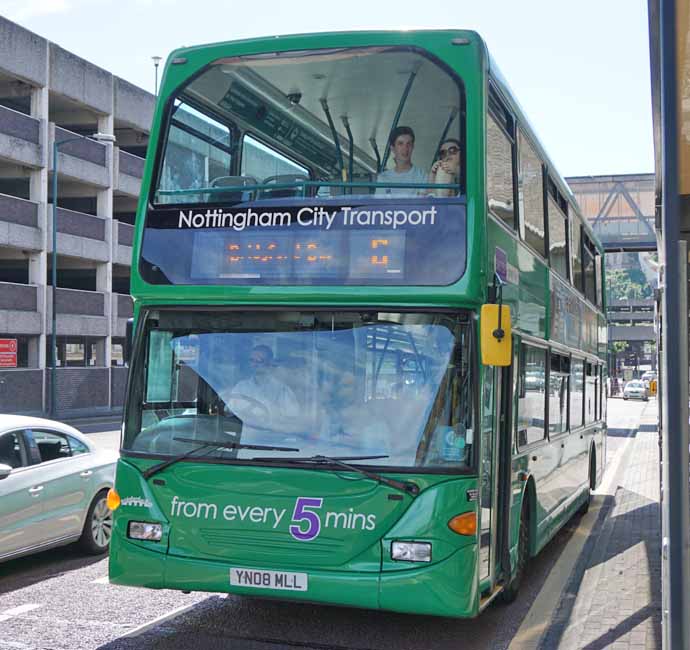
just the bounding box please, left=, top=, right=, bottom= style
left=125, top=310, right=474, bottom=471
left=140, top=46, right=467, bottom=287
left=152, top=46, right=465, bottom=204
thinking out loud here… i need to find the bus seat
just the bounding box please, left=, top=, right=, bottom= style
left=208, top=175, right=258, bottom=203
left=259, top=174, right=309, bottom=199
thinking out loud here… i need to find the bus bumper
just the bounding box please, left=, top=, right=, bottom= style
left=109, top=536, right=478, bottom=618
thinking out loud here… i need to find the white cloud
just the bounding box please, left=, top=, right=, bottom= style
left=4, top=0, right=72, bottom=21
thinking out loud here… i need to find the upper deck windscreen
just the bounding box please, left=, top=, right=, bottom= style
left=143, top=46, right=467, bottom=286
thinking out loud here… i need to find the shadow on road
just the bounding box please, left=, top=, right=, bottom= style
left=539, top=488, right=661, bottom=650
left=606, top=427, right=638, bottom=438
left=0, top=544, right=105, bottom=595
left=95, top=517, right=587, bottom=650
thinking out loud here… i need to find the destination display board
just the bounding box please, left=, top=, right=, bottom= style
left=140, top=199, right=467, bottom=286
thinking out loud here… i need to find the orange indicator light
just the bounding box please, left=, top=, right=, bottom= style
left=448, top=512, right=477, bottom=536
left=107, top=488, right=121, bottom=511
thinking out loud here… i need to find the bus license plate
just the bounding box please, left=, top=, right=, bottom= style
left=230, top=568, right=308, bottom=591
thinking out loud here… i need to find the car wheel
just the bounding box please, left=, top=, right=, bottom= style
left=623, top=396, right=628, bottom=400
left=79, top=490, right=113, bottom=554
left=500, top=501, right=530, bottom=604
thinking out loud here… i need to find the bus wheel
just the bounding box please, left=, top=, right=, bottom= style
left=500, top=502, right=529, bottom=604
left=579, top=454, right=595, bottom=516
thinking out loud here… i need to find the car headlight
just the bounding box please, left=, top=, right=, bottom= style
left=128, top=521, right=163, bottom=541
left=391, top=541, right=432, bottom=562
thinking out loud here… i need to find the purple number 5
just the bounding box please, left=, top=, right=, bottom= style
left=289, top=497, right=323, bottom=541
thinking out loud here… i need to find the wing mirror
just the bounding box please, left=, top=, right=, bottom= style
left=0, top=464, right=12, bottom=480
left=481, top=304, right=512, bottom=366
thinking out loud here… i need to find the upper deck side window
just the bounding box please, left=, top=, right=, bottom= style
left=571, top=219, right=584, bottom=294
left=151, top=47, right=466, bottom=206
left=546, top=176, right=569, bottom=281
left=582, top=233, right=598, bottom=306
left=156, top=100, right=235, bottom=205
left=517, top=129, right=546, bottom=258
left=487, top=89, right=516, bottom=229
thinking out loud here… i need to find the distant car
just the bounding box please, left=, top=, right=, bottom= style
left=0, top=415, right=117, bottom=563
left=640, top=371, right=657, bottom=388
left=623, top=380, right=649, bottom=401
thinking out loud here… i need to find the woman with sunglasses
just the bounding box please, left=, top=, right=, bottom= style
left=428, top=138, right=461, bottom=197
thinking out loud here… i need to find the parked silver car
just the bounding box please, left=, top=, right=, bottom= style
left=0, top=415, right=117, bottom=563
left=623, top=380, right=649, bottom=401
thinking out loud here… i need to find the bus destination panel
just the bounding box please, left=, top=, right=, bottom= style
left=141, top=200, right=466, bottom=286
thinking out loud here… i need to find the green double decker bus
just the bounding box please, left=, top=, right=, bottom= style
left=108, top=30, right=608, bottom=618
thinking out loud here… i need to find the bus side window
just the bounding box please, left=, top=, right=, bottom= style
left=487, top=90, right=516, bottom=229
left=517, top=344, right=547, bottom=447
left=517, top=129, right=546, bottom=258
left=570, top=358, right=585, bottom=429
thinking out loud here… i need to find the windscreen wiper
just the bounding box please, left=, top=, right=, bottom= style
left=142, top=438, right=300, bottom=480
left=250, top=454, right=419, bottom=497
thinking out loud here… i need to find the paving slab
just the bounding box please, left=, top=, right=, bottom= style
left=540, top=402, right=662, bottom=650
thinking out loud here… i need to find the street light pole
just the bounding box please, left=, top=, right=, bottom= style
left=152, top=56, right=162, bottom=95
left=50, top=132, right=116, bottom=417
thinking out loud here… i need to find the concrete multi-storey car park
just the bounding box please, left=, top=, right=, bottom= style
left=0, top=16, right=154, bottom=417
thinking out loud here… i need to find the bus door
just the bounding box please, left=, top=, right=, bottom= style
left=479, top=365, right=501, bottom=585
left=479, top=354, right=515, bottom=590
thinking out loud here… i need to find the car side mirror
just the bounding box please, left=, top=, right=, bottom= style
left=0, top=464, right=12, bottom=480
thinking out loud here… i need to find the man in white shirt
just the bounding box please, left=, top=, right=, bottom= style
left=227, top=345, right=298, bottom=428
left=375, top=126, right=427, bottom=197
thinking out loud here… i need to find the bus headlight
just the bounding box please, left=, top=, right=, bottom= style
left=391, top=541, right=432, bottom=562
left=128, top=521, right=163, bottom=541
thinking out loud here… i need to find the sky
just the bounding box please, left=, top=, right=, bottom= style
left=3, top=0, right=653, bottom=177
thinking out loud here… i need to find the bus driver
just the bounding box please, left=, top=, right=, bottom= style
left=226, top=345, right=299, bottom=426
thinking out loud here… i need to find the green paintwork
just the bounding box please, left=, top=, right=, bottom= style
left=110, top=456, right=480, bottom=616
left=110, top=29, right=608, bottom=618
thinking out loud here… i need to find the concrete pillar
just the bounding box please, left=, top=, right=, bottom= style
left=30, top=83, right=49, bottom=386
left=97, top=114, right=114, bottom=382
left=94, top=338, right=107, bottom=366
left=27, top=338, right=39, bottom=368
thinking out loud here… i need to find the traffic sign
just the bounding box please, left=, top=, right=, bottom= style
left=0, top=338, right=18, bottom=367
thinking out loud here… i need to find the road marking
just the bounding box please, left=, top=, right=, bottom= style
left=92, top=576, right=110, bottom=584
left=0, top=641, right=32, bottom=649
left=0, top=603, right=41, bottom=623
left=597, top=433, right=635, bottom=496
left=118, top=599, right=212, bottom=638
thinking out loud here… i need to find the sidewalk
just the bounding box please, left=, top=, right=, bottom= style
left=540, top=402, right=662, bottom=650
